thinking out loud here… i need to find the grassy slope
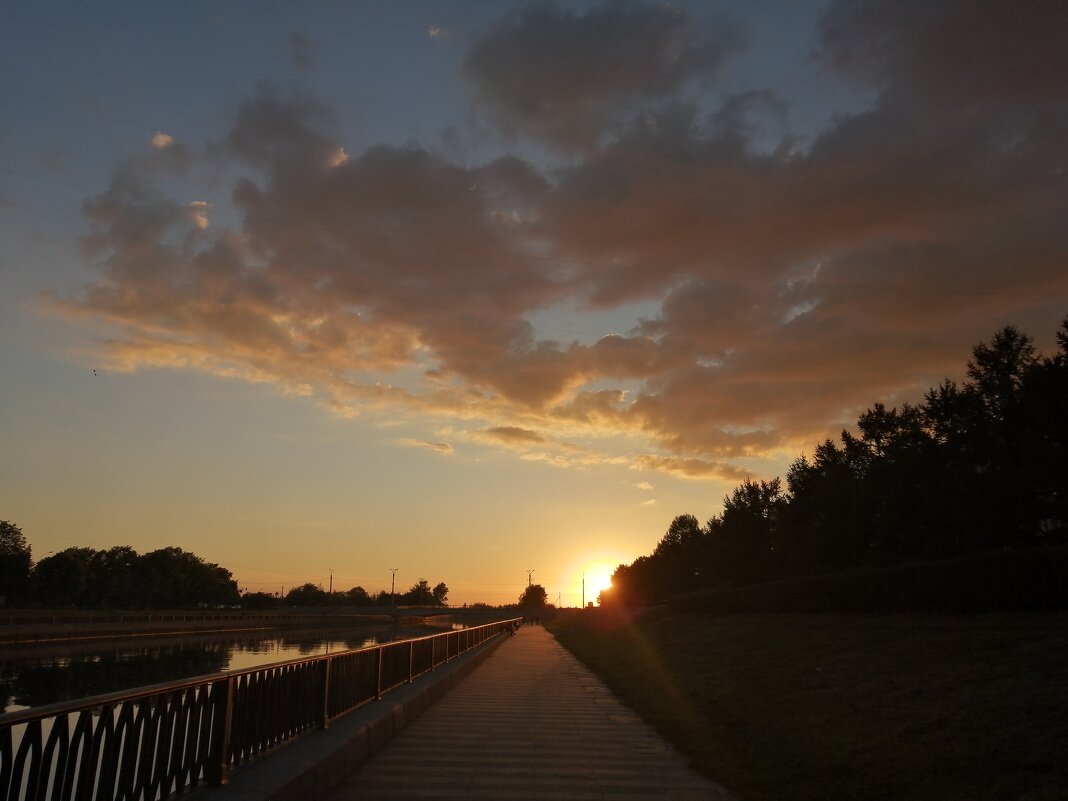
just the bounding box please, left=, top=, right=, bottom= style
left=550, top=611, right=1068, bottom=801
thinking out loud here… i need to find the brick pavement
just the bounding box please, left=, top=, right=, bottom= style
left=328, top=625, right=735, bottom=801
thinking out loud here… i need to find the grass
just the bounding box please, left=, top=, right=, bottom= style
left=549, top=610, right=1068, bottom=801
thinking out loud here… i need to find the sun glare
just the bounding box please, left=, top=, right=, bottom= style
left=559, top=550, right=630, bottom=607
left=582, top=562, right=617, bottom=605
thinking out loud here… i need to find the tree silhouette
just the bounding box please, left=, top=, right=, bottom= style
left=432, top=581, right=449, bottom=606
left=32, top=549, right=95, bottom=606
left=0, top=521, right=32, bottom=605
left=345, top=586, right=373, bottom=605
left=518, top=583, right=548, bottom=608
left=241, top=591, right=280, bottom=609
left=608, top=319, right=1068, bottom=607
left=29, top=545, right=239, bottom=608
left=402, top=578, right=435, bottom=605
left=284, top=583, right=329, bottom=606
left=654, top=514, right=702, bottom=556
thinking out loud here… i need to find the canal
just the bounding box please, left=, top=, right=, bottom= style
left=0, top=623, right=441, bottom=714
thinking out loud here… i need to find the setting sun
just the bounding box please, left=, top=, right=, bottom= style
left=583, top=562, right=617, bottom=605
left=557, top=553, right=629, bottom=607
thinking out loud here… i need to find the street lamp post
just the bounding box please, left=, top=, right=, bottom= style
left=390, top=568, right=398, bottom=607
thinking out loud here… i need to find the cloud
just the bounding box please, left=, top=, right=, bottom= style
left=519, top=451, right=572, bottom=469
left=51, top=4, right=1068, bottom=492
left=818, top=0, right=1068, bottom=107
left=641, top=498, right=657, bottom=507
left=325, top=145, right=349, bottom=168
left=187, top=200, right=210, bottom=230
left=634, top=481, right=653, bottom=491
left=480, top=426, right=545, bottom=445
left=427, top=25, right=445, bottom=41
left=396, top=438, right=453, bottom=455
left=463, top=1, right=742, bottom=150
left=633, top=455, right=752, bottom=482
left=223, top=86, right=337, bottom=168
left=151, top=131, right=174, bottom=149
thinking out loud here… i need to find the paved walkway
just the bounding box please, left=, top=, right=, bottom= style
left=328, top=625, right=735, bottom=800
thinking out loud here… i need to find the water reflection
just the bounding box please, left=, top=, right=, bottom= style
left=0, top=626, right=421, bottom=713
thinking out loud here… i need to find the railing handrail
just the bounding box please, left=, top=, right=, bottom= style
left=0, top=617, right=521, bottom=728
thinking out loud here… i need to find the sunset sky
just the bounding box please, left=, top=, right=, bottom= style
left=2, top=1, right=1066, bottom=606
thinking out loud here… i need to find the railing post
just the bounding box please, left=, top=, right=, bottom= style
left=408, top=640, right=414, bottom=683
left=206, top=676, right=235, bottom=786
left=376, top=647, right=383, bottom=700
left=322, top=657, right=332, bottom=729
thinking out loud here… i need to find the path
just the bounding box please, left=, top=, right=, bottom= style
left=328, top=624, right=735, bottom=800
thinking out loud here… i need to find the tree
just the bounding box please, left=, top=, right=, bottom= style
left=518, top=583, right=548, bottom=608
left=0, top=521, right=32, bottom=605
left=653, top=514, right=703, bottom=556
left=712, top=477, right=785, bottom=583
left=432, top=581, right=449, bottom=606
left=284, top=583, right=329, bottom=606
left=606, top=556, right=659, bottom=606
left=402, top=578, right=435, bottom=606
left=32, top=548, right=95, bottom=607
left=966, top=325, right=1037, bottom=422
left=138, top=547, right=240, bottom=607
left=242, top=591, right=280, bottom=610
left=345, top=586, right=373, bottom=605
left=88, top=546, right=139, bottom=607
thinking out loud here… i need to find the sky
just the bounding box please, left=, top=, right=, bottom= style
left=1, top=1, right=1066, bottom=606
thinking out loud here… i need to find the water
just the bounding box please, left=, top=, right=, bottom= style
left=0, top=625, right=425, bottom=714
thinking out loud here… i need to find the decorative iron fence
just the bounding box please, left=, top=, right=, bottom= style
left=0, top=618, right=520, bottom=801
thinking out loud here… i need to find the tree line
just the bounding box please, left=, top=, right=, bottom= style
left=0, top=527, right=453, bottom=610
left=604, top=319, right=1068, bottom=607
left=0, top=536, right=240, bottom=609
left=251, top=577, right=449, bottom=608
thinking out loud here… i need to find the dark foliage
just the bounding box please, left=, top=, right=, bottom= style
left=241, top=591, right=281, bottom=610
left=604, top=319, right=1068, bottom=610
left=518, top=583, right=549, bottom=608
left=29, top=545, right=240, bottom=608
left=283, top=582, right=330, bottom=606
left=0, top=520, right=32, bottom=605
left=399, top=578, right=449, bottom=606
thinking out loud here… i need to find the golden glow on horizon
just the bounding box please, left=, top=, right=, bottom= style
left=558, top=549, right=632, bottom=607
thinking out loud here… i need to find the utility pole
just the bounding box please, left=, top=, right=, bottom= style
left=328, top=571, right=333, bottom=595
left=582, top=573, right=585, bottom=609
left=390, top=568, right=398, bottom=607
left=527, top=569, right=535, bottom=587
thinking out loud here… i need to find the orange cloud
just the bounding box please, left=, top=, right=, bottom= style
left=480, top=426, right=545, bottom=445
left=396, top=439, right=453, bottom=455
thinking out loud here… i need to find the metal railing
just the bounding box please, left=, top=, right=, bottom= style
left=0, top=618, right=521, bottom=801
